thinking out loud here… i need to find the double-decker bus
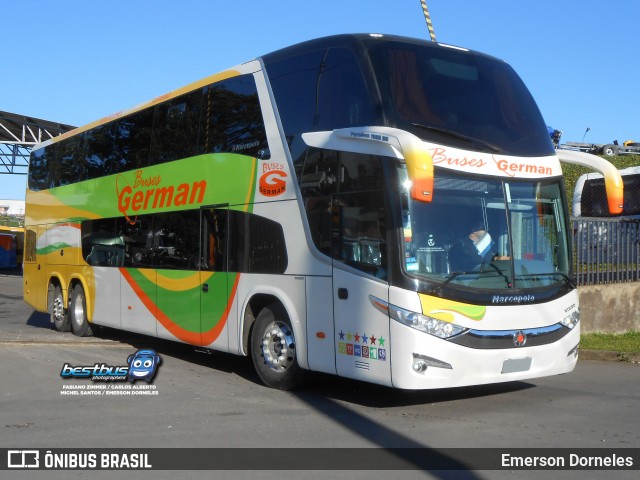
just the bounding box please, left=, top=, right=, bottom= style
left=24, top=34, right=623, bottom=390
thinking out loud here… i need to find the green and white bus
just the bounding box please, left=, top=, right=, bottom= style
left=24, top=34, right=623, bottom=390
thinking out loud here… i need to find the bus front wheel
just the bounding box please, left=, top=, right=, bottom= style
left=69, top=284, right=93, bottom=337
left=49, top=283, right=70, bottom=332
left=250, top=303, right=303, bottom=390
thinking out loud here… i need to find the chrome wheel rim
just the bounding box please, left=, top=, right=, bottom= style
left=52, top=295, right=64, bottom=324
left=260, top=321, right=295, bottom=372
left=72, top=292, right=85, bottom=328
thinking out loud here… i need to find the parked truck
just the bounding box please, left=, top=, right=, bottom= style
left=561, top=139, right=640, bottom=156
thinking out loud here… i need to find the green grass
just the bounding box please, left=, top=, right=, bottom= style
left=581, top=331, right=640, bottom=353
left=0, top=217, right=23, bottom=228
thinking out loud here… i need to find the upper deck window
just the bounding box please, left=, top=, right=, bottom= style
left=266, top=46, right=377, bottom=166
left=369, top=41, right=554, bottom=157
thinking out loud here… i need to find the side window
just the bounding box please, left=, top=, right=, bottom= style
left=201, top=75, right=269, bottom=159
left=81, top=218, right=124, bottom=267
left=334, top=191, right=386, bottom=278
left=112, top=109, right=153, bottom=174
left=24, top=229, right=37, bottom=262
left=85, top=123, right=116, bottom=180
left=300, top=148, right=339, bottom=256
left=151, top=90, right=203, bottom=165
left=333, top=152, right=386, bottom=279
left=151, top=211, right=200, bottom=270
left=266, top=48, right=377, bottom=169
left=201, top=208, right=228, bottom=272
left=625, top=176, right=640, bottom=215
left=228, top=210, right=288, bottom=274
left=582, top=175, right=640, bottom=217
left=82, top=212, right=200, bottom=270
left=58, top=136, right=85, bottom=186
left=117, top=216, right=154, bottom=268
left=301, top=148, right=387, bottom=279
left=581, top=179, right=608, bottom=217
left=28, top=145, right=55, bottom=191
left=316, top=48, right=376, bottom=132
left=265, top=49, right=326, bottom=166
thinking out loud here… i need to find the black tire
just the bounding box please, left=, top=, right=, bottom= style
left=250, top=303, right=304, bottom=390
left=601, top=144, right=619, bottom=156
left=49, top=283, right=70, bottom=332
left=69, top=284, right=93, bottom=337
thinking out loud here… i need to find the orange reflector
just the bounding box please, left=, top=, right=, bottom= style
left=316, top=332, right=326, bottom=339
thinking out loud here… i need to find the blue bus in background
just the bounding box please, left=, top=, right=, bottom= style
left=0, top=233, right=17, bottom=268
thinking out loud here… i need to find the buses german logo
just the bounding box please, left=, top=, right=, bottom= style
left=116, top=169, right=207, bottom=223
left=259, top=163, right=287, bottom=197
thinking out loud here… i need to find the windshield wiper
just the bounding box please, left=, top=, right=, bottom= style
left=411, top=123, right=502, bottom=153
left=518, top=272, right=576, bottom=288
left=437, top=265, right=511, bottom=292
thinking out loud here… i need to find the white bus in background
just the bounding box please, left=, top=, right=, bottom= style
left=573, top=166, right=639, bottom=266
left=573, top=166, right=640, bottom=218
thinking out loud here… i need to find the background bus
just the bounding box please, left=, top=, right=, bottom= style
left=0, top=226, right=24, bottom=267
left=0, top=232, right=17, bottom=268
left=24, top=33, right=621, bottom=390
left=572, top=166, right=639, bottom=268
left=573, top=166, right=640, bottom=218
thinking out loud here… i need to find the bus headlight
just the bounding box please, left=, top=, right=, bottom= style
left=561, top=309, right=580, bottom=329
left=389, top=304, right=467, bottom=339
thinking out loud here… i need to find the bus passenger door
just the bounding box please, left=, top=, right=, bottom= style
left=199, top=207, right=232, bottom=351
left=22, top=227, right=42, bottom=311
left=332, top=192, right=392, bottom=387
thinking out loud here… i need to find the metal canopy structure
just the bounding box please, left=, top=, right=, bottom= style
left=0, top=110, right=75, bottom=175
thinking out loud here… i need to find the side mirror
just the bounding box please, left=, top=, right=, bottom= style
left=404, top=149, right=434, bottom=202
left=302, top=127, right=435, bottom=202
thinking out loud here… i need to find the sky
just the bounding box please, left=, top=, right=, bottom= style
left=1, top=0, right=638, bottom=200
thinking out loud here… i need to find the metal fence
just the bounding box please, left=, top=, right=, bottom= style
left=572, top=217, right=640, bottom=285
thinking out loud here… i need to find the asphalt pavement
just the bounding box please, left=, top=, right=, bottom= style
left=1, top=268, right=638, bottom=480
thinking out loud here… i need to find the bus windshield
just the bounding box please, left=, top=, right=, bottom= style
left=369, top=40, right=554, bottom=157
left=400, top=168, right=571, bottom=290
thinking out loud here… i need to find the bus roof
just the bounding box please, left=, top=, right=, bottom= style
left=261, top=33, right=502, bottom=65
left=33, top=33, right=502, bottom=152
left=32, top=68, right=242, bottom=151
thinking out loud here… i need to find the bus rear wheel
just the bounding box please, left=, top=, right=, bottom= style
left=251, top=303, right=303, bottom=390
left=69, top=284, right=93, bottom=337
left=49, top=283, right=70, bottom=332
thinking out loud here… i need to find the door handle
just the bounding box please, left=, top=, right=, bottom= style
left=337, top=288, right=348, bottom=300
left=202, top=283, right=209, bottom=293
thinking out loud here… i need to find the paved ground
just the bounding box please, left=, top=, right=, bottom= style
left=1, top=269, right=638, bottom=480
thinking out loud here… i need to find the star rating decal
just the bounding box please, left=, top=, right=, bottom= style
left=336, top=331, right=387, bottom=362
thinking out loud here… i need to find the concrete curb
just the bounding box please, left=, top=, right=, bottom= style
left=580, top=349, right=640, bottom=363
